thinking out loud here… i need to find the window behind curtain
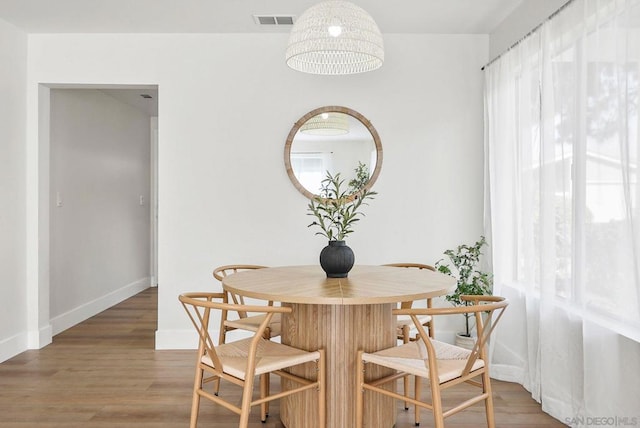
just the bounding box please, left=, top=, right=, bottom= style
left=489, top=0, right=640, bottom=340
left=485, top=0, right=640, bottom=421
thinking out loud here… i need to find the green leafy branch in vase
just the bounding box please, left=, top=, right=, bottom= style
left=307, top=162, right=377, bottom=241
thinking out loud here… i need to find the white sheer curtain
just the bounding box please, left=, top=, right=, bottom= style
left=485, top=0, right=640, bottom=425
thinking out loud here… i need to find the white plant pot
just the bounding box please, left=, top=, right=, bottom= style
left=455, top=333, right=476, bottom=350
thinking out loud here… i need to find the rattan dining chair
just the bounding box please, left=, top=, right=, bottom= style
left=356, top=295, right=508, bottom=428
left=213, top=265, right=281, bottom=344
left=179, top=292, right=326, bottom=428
left=383, top=262, right=436, bottom=410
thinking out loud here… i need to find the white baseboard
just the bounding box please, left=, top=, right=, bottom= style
left=28, top=324, right=52, bottom=349
left=0, top=332, right=28, bottom=364
left=490, top=364, right=526, bottom=384
left=50, top=277, right=151, bottom=336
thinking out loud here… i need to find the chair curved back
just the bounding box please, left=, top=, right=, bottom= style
left=213, top=264, right=268, bottom=282
left=213, top=265, right=268, bottom=318
left=179, top=292, right=289, bottom=372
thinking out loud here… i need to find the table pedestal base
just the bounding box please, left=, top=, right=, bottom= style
left=280, top=303, right=396, bottom=428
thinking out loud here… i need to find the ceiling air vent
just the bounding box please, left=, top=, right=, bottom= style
left=253, top=15, right=295, bottom=26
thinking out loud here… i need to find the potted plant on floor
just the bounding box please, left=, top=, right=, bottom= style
left=307, top=163, right=376, bottom=278
left=435, top=236, right=492, bottom=349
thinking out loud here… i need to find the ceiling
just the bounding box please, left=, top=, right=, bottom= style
left=0, top=0, right=524, bottom=34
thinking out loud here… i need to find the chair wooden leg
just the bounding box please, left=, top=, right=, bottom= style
left=402, top=325, right=411, bottom=410
left=430, top=376, right=445, bottom=428
left=426, top=298, right=435, bottom=339
left=260, top=373, right=268, bottom=422
left=356, top=351, right=365, bottom=428
left=265, top=373, right=270, bottom=416
left=482, top=370, right=496, bottom=428
left=318, top=350, right=326, bottom=428
left=214, top=328, right=226, bottom=396
left=262, top=327, right=272, bottom=417
left=414, top=376, right=421, bottom=426
left=239, top=374, right=255, bottom=428
left=190, top=366, right=204, bottom=428
left=403, top=376, right=410, bottom=410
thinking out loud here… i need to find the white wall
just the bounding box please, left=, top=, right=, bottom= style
left=0, top=18, right=27, bottom=362
left=48, top=89, right=151, bottom=335
left=25, top=33, right=488, bottom=349
left=489, top=0, right=567, bottom=62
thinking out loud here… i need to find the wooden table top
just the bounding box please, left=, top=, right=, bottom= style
left=222, top=265, right=456, bottom=305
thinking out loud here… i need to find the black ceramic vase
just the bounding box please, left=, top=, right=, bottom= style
left=319, top=240, right=355, bottom=278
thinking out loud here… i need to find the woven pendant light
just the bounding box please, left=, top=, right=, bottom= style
left=285, top=0, right=384, bottom=75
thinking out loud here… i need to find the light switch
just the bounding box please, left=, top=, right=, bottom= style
left=56, top=192, right=63, bottom=207
left=139, top=195, right=145, bottom=206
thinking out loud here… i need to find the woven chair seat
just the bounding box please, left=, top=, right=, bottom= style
left=362, top=339, right=484, bottom=384
left=202, top=337, right=320, bottom=380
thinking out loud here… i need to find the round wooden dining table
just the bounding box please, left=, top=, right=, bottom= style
left=222, top=264, right=455, bottom=428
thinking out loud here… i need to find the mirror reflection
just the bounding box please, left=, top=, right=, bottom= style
left=285, top=106, right=383, bottom=199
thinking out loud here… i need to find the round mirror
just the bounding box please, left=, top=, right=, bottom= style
left=284, top=106, right=383, bottom=199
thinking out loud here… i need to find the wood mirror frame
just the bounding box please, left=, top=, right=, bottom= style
left=284, top=106, right=383, bottom=200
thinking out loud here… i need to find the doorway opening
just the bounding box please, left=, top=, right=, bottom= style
left=41, top=84, right=159, bottom=343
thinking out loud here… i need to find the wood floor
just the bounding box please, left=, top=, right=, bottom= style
left=0, top=288, right=566, bottom=427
